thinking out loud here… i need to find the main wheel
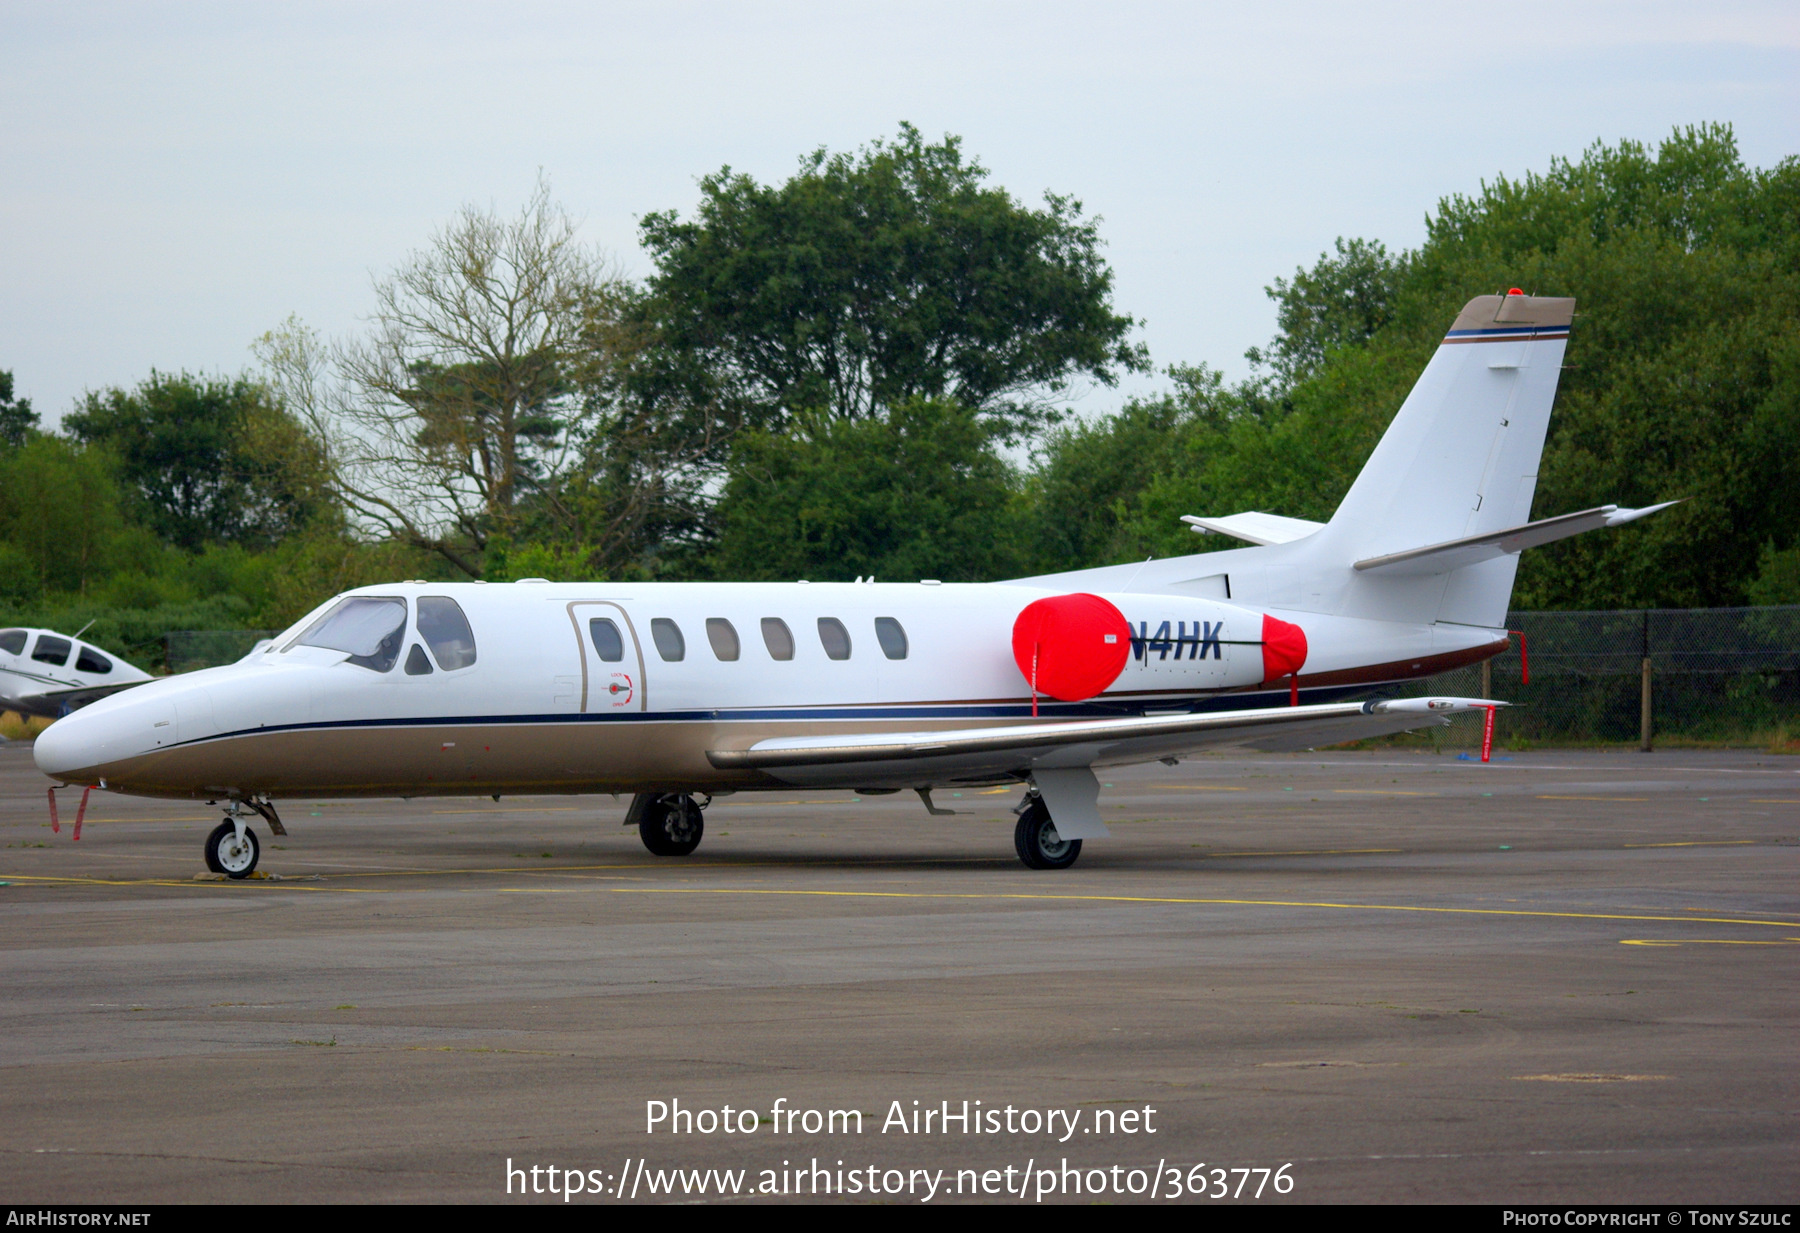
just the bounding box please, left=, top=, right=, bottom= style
left=205, top=820, right=261, bottom=879
left=1014, top=799, right=1081, bottom=870
left=639, top=795, right=704, bottom=857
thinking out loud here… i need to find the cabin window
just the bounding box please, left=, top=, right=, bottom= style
left=651, top=618, right=686, bottom=662
left=294, top=596, right=407, bottom=672
left=417, top=596, right=477, bottom=670
left=874, top=617, right=908, bottom=660
left=0, top=629, right=25, bottom=656
left=404, top=644, right=434, bottom=675
left=705, top=618, right=740, bottom=661
left=31, top=635, right=72, bottom=667
left=76, top=647, right=114, bottom=674
left=760, top=618, right=794, bottom=661
left=817, top=617, right=851, bottom=661
left=589, top=617, right=625, bottom=662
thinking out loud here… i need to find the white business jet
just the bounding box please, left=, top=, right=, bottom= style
left=1, top=627, right=152, bottom=719
left=34, top=293, right=1671, bottom=875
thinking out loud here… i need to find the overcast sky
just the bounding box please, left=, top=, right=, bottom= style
left=4, top=1, right=1797, bottom=426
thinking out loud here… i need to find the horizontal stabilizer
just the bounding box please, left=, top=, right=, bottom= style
left=1181, top=511, right=1324, bottom=546
left=1353, top=502, right=1677, bottom=576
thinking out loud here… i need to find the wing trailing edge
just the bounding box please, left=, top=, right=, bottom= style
left=707, top=696, right=1501, bottom=783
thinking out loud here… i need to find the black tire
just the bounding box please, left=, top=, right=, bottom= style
left=1013, top=799, right=1081, bottom=870
left=205, top=819, right=260, bottom=879
left=639, top=795, right=704, bottom=857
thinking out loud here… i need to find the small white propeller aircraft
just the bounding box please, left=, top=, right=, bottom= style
left=1, top=627, right=153, bottom=719
left=34, top=293, right=1671, bottom=874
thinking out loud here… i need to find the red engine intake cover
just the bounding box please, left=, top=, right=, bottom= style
left=1011, top=593, right=1132, bottom=702
left=1260, top=613, right=1308, bottom=684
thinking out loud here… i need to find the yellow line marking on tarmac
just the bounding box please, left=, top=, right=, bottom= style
left=1621, top=938, right=1800, bottom=947
left=0, top=862, right=646, bottom=887
left=1538, top=796, right=1650, bottom=802
left=1750, top=800, right=1800, bottom=804
left=1150, top=784, right=1248, bottom=791
left=1623, top=841, right=1755, bottom=848
left=1333, top=790, right=1430, bottom=796
left=493, top=885, right=1800, bottom=929
left=1191, top=848, right=1404, bottom=858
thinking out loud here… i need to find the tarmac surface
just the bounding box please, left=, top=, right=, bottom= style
left=0, top=736, right=1796, bottom=1204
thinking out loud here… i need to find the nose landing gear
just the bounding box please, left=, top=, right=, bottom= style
left=630, top=792, right=706, bottom=857
left=204, top=809, right=261, bottom=879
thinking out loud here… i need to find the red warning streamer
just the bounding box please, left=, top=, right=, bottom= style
left=1509, top=629, right=1530, bottom=684
left=73, top=786, right=92, bottom=841
left=1481, top=706, right=1497, bottom=763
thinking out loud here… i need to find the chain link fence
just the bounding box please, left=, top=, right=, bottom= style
left=1410, top=606, right=1800, bottom=750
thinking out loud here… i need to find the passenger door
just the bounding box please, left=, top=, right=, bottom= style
left=567, top=602, right=648, bottom=713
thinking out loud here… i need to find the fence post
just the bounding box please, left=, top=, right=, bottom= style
left=1639, top=610, right=1653, bottom=753
left=1481, top=659, right=1491, bottom=700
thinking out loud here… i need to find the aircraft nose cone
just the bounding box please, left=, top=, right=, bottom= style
left=32, top=716, right=95, bottom=781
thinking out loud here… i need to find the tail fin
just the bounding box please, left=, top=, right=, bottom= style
left=1322, top=292, right=1573, bottom=625
left=1330, top=293, right=1573, bottom=551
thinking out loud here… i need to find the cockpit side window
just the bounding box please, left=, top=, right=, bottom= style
left=76, top=647, right=114, bottom=674
left=31, top=635, right=72, bottom=667
left=295, top=596, right=408, bottom=672
left=0, top=629, right=25, bottom=656
left=417, top=596, right=477, bottom=671
left=404, top=645, right=434, bottom=675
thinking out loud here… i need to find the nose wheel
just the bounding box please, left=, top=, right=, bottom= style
left=204, top=817, right=261, bottom=878
left=637, top=793, right=705, bottom=857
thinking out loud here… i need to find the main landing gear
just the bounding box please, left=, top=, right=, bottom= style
left=1014, top=793, right=1081, bottom=871
left=632, top=792, right=706, bottom=857
left=202, top=799, right=284, bottom=879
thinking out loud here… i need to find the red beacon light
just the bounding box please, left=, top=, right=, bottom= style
left=1507, top=287, right=1525, bottom=296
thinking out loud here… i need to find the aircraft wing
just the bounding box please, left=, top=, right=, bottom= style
left=707, top=697, right=1499, bottom=788
left=4, top=679, right=151, bottom=719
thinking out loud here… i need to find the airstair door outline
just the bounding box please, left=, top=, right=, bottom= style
left=566, top=601, right=648, bottom=712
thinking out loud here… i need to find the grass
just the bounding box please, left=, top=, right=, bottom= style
left=0, top=711, right=52, bottom=742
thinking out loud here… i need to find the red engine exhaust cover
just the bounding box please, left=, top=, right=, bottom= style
left=1260, top=613, right=1308, bottom=684
left=1011, top=593, right=1132, bottom=702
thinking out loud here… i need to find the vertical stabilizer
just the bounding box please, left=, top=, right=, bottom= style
left=1324, top=293, right=1573, bottom=625
left=1330, top=293, right=1573, bottom=552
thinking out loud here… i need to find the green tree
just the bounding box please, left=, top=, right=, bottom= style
left=709, top=397, right=1025, bottom=582
left=1033, top=124, right=1800, bottom=608
left=0, top=369, right=37, bottom=450
left=285, top=180, right=627, bottom=577
left=639, top=123, right=1147, bottom=440
left=1246, top=237, right=1409, bottom=386
left=64, top=371, right=332, bottom=550
left=0, top=436, right=126, bottom=595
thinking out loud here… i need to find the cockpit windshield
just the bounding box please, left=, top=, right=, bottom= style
left=292, top=597, right=408, bottom=672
